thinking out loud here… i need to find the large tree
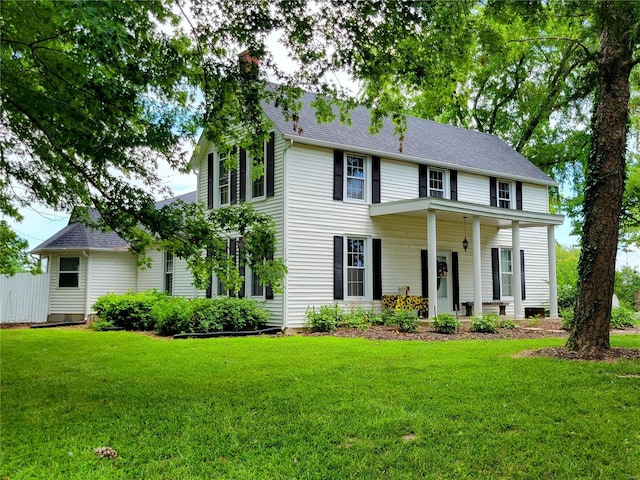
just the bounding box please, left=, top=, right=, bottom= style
left=1, top=0, right=286, bottom=292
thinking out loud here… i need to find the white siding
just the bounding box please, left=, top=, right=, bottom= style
left=522, top=184, right=549, bottom=213
left=380, top=159, right=418, bottom=202
left=87, top=251, right=138, bottom=312
left=458, top=172, right=490, bottom=205
left=48, top=251, right=86, bottom=316
left=136, top=249, right=163, bottom=292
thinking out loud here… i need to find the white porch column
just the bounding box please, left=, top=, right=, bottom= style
left=83, top=250, right=92, bottom=321
left=427, top=210, right=438, bottom=318
left=548, top=225, right=559, bottom=318
left=472, top=216, right=482, bottom=315
left=512, top=221, right=523, bottom=320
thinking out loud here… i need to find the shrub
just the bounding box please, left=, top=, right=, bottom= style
left=498, top=318, right=517, bottom=329
left=93, top=290, right=165, bottom=330
left=305, top=304, right=342, bottom=332
left=392, top=309, right=420, bottom=333
left=90, top=319, right=115, bottom=331
left=339, top=306, right=374, bottom=330
left=432, top=313, right=460, bottom=334
left=469, top=313, right=498, bottom=333
left=560, top=306, right=574, bottom=330
left=610, top=306, right=637, bottom=328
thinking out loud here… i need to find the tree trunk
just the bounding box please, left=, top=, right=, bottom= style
left=566, top=1, right=634, bottom=352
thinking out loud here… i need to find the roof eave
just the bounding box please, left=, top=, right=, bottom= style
left=281, top=134, right=558, bottom=187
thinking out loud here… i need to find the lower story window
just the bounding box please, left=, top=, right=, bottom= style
left=251, top=269, right=264, bottom=297
left=59, top=256, right=79, bottom=288
left=164, top=251, right=174, bottom=296
left=500, top=248, right=513, bottom=297
left=347, top=237, right=366, bottom=297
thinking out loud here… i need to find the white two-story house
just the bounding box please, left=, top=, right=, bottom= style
left=190, top=89, right=564, bottom=328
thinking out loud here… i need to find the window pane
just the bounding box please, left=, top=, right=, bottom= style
left=60, top=257, right=79, bottom=272
left=502, top=273, right=512, bottom=297
left=252, top=158, right=265, bottom=198
left=498, top=181, right=511, bottom=208
left=429, top=169, right=444, bottom=197
left=347, top=238, right=365, bottom=297
left=252, top=270, right=264, bottom=297
left=219, top=154, right=229, bottom=205
left=501, top=249, right=512, bottom=273
left=59, top=272, right=78, bottom=288
left=346, top=155, right=365, bottom=200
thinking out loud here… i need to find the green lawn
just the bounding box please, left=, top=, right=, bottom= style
left=1, top=328, right=639, bottom=479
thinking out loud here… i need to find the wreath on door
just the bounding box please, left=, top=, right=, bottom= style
left=437, top=260, right=448, bottom=289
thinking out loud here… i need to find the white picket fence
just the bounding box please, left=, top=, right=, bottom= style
left=0, top=273, right=50, bottom=324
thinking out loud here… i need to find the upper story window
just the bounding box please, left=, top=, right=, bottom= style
left=429, top=168, right=445, bottom=198
left=218, top=151, right=231, bottom=206
left=58, top=256, right=79, bottom=288
left=498, top=180, right=511, bottom=208
left=346, top=154, right=366, bottom=201
left=419, top=165, right=454, bottom=200
left=251, top=155, right=266, bottom=199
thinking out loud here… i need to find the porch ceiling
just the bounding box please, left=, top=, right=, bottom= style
left=369, top=197, right=564, bottom=229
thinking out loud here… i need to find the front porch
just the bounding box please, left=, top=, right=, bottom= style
left=371, top=196, right=564, bottom=320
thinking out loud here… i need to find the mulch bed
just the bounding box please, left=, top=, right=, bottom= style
left=300, top=319, right=640, bottom=361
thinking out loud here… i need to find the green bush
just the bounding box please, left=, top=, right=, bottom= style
left=560, top=306, right=574, bottom=330
left=339, top=306, right=377, bottom=330
left=469, top=313, right=498, bottom=333
left=498, top=318, right=517, bottom=329
left=392, top=309, right=420, bottom=333
left=154, top=297, right=271, bottom=336
left=432, top=313, right=460, bottom=334
left=610, top=306, right=637, bottom=328
left=89, top=319, right=115, bottom=331
left=305, top=304, right=342, bottom=332
left=93, top=290, right=165, bottom=330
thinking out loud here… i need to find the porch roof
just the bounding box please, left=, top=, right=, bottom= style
left=369, top=197, right=564, bottom=229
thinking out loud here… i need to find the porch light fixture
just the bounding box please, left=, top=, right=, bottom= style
left=462, top=216, right=469, bottom=252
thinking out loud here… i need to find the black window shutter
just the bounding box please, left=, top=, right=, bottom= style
left=267, top=132, right=275, bottom=197
left=520, top=249, right=526, bottom=300
left=265, top=250, right=274, bottom=300
left=421, top=250, right=428, bottom=297
left=450, top=170, right=458, bottom=201
left=419, top=165, right=428, bottom=198
left=516, top=181, right=523, bottom=210
left=238, top=237, right=245, bottom=298
left=373, top=238, right=382, bottom=300
left=229, top=239, right=237, bottom=297
left=239, top=148, right=247, bottom=202
left=490, top=177, right=497, bottom=207
left=491, top=247, right=500, bottom=300
left=207, top=153, right=214, bottom=209
left=333, top=236, right=344, bottom=299
left=205, top=248, right=212, bottom=298
left=451, top=251, right=460, bottom=310
left=372, top=156, right=381, bottom=204
left=333, top=150, right=344, bottom=201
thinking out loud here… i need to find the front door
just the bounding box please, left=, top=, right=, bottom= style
left=436, top=252, right=452, bottom=315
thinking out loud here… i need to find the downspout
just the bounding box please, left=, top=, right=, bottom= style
left=83, top=250, right=91, bottom=321
left=281, top=137, right=293, bottom=330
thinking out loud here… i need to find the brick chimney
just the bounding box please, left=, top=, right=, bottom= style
left=239, top=49, right=259, bottom=74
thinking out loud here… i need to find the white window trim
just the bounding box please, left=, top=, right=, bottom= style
left=344, top=236, right=372, bottom=299
left=499, top=247, right=514, bottom=298
left=428, top=167, right=449, bottom=199
left=497, top=179, right=515, bottom=209
left=343, top=153, right=370, bottom=204
left=248, top=266, right=265, bottom=298
left=58, top=256, right=80, bottom=288
left=218, top=151, right=232, bottom=207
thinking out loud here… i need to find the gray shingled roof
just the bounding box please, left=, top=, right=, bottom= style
left=32, top=191, right=197, bottom=253
left=262, top=90, right=555, bottom=185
